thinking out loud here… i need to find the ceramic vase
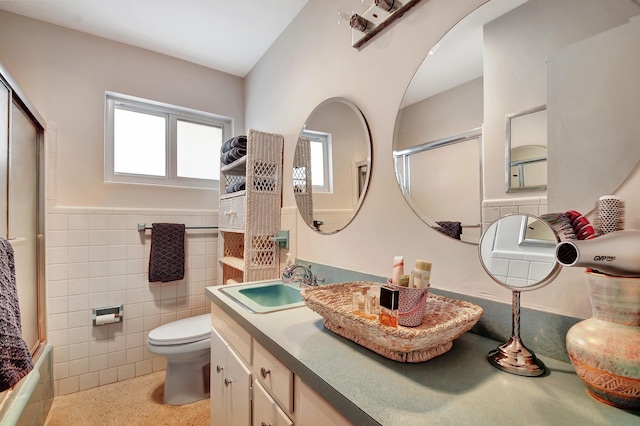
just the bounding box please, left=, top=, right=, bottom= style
left=566, top=271, right=640, bottom=410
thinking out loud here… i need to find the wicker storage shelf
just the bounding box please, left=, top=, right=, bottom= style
left=218, top=129, right=284, bottom=284
left=220, top=190, right=246, bottom=201
left=302, top=282, right=484, bottom=363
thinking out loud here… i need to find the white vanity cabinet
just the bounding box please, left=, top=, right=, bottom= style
left=211, top=326, right=252, bottom=426
left=211, top=302, right=352, bottom=426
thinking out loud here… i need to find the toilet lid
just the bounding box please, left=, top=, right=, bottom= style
left=148, top=314, right=211, bottom=346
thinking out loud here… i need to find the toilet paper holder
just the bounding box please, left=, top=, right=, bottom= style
left=93, top=305, right=123, bottom=326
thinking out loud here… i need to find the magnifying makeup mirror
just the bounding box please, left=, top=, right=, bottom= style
left=479, top=213, right=561, bottom=376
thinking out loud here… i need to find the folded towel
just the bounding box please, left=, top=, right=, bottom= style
left=225, top=180, right=246, bottom=194
left=0, top=237, right=33, bottom=392
left=435, top=221, right=463, bottom=240
left=220, top=135, right=247, bottom=154
left=148, top=223, right=186, bottom=283
left=220, top=147, right=247, bottom=165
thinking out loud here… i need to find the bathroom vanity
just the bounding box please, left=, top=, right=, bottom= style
left=206, top=283, right=638, bottom=425
left=209, top=291, right=350, bottom=426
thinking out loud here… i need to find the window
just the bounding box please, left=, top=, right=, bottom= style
left=105, top=92, right=232, bottom=188
left=301, top=129, right=332, bottom=193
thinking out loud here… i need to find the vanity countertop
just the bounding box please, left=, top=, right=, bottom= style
left=205, top=285, right=638, bottom=425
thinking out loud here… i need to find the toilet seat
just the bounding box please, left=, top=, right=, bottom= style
left=148, top=314, right=211, bottom=346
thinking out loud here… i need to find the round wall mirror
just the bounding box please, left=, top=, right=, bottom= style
left=293, top=97, right=372, bottom=234
left=393, top=0, right=640, bottom=244
left=479, top=213, right=561, bottom=376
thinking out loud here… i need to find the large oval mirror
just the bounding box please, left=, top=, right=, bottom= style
left=393, top=0, right=640, bottom=244
left=294, top=98, right=372, bottom=234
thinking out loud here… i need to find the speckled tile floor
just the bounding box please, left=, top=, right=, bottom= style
left=44, top=371, right=210, bottom=426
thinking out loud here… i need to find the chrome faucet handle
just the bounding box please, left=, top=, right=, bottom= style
left=312, top=275, right=325, bottom=286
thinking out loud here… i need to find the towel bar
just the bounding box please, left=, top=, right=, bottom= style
left=137, top=223, right=218, bottom=232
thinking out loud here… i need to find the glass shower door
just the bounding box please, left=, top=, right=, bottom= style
left=8, top=99, right=42, bottom=352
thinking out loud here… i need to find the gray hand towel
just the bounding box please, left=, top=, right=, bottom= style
left=220, top=135, right=247, bottom=153
left=0, top=237, right=34, bottom=391
left=148, top=223, right=186, bottom=283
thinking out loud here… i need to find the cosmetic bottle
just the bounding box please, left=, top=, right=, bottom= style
left=555, top=229, right=640, bottom=277
left=352, top=285, right=370, bottom=317
left=364, top=286, right=380, bottom=320
left=391, top=256, right=404, bottom=285
left=379, top=286, right=399, bottom=328
left=411, top=260, right=432, bottom=289
left=397, top=274, right=410, bottom=287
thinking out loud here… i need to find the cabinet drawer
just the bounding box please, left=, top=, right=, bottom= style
left=253, top=340, right=294, bottom=414
left=211, top=302, right=252, bottom=366
left=253, top=380, right=293, bottom=426
left=220, top=195, right=245, bottom=230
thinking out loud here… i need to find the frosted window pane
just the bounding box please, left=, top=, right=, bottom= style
left=310, top=140, right=325, bottom=186
left=177, top=120, right=221, bottom=179
left=114, top=109, right=166, bottom=176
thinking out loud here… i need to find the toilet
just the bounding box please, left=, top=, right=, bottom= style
left=147, top=313, right=211, bottom=405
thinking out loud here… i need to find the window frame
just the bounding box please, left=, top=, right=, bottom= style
left=301, top=129, right=333, bottom=193
left=105, top=92, right=232, bottom=188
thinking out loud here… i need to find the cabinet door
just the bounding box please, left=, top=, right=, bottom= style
left=253, top=380, right=293, bottom=426
left=226, top=345, right=252, bottom=426
left=294, top=376, right=352, bottom=426
left=211, top=327, right=229, bottom=426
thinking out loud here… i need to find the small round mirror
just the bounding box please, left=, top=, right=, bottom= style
left=293, top=98, right=372, bottom=234
left=479, top=213, right=561, bottom=291
left=478, top=213, right=561, bottom=376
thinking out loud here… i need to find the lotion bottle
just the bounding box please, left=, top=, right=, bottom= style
left=411, top=260, right=432, bottom=289
left=391, top=256, right=404, bottom=285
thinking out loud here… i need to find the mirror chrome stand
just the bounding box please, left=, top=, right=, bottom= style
left=487, top=290, right=545, bottom=377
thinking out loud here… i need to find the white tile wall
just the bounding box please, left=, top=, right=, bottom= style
left=489, top=250, right=555, bottom=287
left=482, top=196, right=548, bottom=231
left=46, top=206, right=218, bottom=396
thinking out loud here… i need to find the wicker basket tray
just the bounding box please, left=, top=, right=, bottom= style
left=301, top=282, right=484, bottom=363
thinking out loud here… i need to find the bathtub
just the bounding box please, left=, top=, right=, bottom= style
left=0, top=343, right=53, bottom=426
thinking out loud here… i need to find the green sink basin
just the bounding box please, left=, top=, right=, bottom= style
left=239, top=284, right=303, bottom=307
left=219, top=281, right=306, bottom=313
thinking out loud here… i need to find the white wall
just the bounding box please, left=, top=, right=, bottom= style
left=0, top=10, right=244, bottom=210
left=246, top=0, right=640, bottom=318
left=396, top=77, right=483, bottom=150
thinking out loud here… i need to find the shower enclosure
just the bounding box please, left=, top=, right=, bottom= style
left=0, top=62, right=49, bottom=424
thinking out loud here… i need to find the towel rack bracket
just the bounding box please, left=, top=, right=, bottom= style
left=270, top=230, right=290, bottom=249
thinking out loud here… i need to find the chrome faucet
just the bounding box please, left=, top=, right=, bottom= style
left=282, top=263, right=325, bottom=287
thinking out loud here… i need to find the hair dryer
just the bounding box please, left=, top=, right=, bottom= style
left=555, top=229, right=640, bottom=277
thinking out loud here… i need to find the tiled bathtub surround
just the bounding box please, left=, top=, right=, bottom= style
left=46, top=207, right=218, bottom=396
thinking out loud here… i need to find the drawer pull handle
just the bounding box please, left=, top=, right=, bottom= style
left=224, top=378, right=232, bottom=387
left=216, top=365, right=224, bottom=373
left=260, top=367, right=271, bottom=379
left=261, top=422, right=272, bottom=426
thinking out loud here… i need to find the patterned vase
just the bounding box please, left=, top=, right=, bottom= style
left=566, top=271, right=640, bottom=410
